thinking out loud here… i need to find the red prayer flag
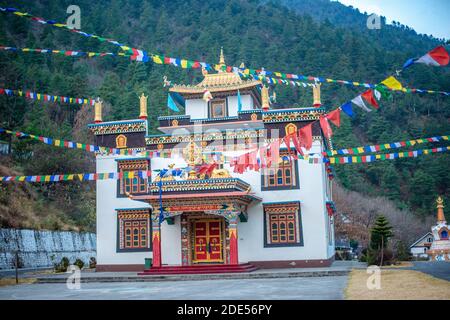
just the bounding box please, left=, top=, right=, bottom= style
left=320, top=116, right=333, bottom=139
left=361, top=89, right=379, bottom=108
left=298, top=123, right=313, bottom=151
left=326, top=109, right=341, bottom=127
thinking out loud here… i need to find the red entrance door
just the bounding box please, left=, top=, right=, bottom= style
left=193, top=219, right=223, bottom=263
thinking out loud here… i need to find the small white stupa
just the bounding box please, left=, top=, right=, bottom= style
left=428, top=197, right=450, bottom=261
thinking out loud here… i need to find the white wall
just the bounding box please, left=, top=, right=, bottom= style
left=185, top=94, right=254, bottom=119
left=227, top=94, right=253, bottom=116
left=185, top=99, right=207, bottom=119
left=227, top=139, right=334, bottom=263
left=161, top=216, right=181, bottom=265
left=96, top=137, right=334, bottom=266
left=96, top=155, right=151, bottom=266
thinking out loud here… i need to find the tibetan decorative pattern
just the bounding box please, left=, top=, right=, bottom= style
left=117, top=208, right=151, bottom=252
left=88, top=120, right=147, bottom=135
left=263, top=201, right=301, bottom=214
left=262, top=109, right=325, bottom=123
left=146, top=129, right=265, bottom=145
left=117, top=159, right=149, bottom=170
left=149, top=178, right=251, bottom=193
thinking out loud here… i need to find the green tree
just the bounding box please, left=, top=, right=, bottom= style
left=368, top=215, right=393, bottom=266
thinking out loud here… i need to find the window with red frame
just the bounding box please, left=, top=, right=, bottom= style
left=263, top=153, right=298, bottom=189
left=118, top=159, right=149, bottom=195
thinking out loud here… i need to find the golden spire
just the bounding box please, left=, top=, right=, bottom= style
left=437, top=196, right=446, bottom=223
left=94, top=97, right=102, bottom=123
left=217, top=47, right=226, bottom=73
left=139, top=93, right=148, bottom=120
left=261, top=85, right=270, bottom=111
left=313, top=83, right=322, bottom=107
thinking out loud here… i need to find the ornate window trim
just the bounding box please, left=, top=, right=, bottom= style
left=263, top=201, right=303, bottom=247
left=261, top=150, right=300, bottom=191
left=116, top=159, right=150, bottom=197
left=117, top=208, right=152, bottom=252
left=209, top=98, right=227, bottom=119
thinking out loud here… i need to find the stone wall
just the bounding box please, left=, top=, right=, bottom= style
left=0, top=228, right=96, bottom=269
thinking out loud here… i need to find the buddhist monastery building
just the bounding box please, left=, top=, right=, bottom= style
left=88, top=50, right=336, bottom=273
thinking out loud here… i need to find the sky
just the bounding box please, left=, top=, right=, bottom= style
left=336, top=0, right=450, bottom=39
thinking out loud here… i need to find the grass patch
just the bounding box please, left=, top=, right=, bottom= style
left=345, top=269, right=450, bottom=300
left=0, top=278, right=36, bottom=287
left=381, top=261, right=413, bottom=268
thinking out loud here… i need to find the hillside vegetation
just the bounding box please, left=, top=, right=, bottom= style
left=0, top=0, right=448, bottom=235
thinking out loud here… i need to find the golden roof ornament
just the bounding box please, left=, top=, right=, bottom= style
left=139, top=93, right=148, bottom=120
left=436, top=196, right=446, bottom=222
left=313, top=82, right=322, bottom=107
left=94, top=97, right=102, bottom=123
left=218, top=47, right=226, bottom=73
left=261, top=85, right=270, bottom=111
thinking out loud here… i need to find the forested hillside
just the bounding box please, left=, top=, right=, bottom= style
left=0, top=0, right=448, bottom=232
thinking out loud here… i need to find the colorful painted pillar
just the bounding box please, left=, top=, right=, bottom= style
left=151, top=219, right=162, bottom=268
left=228, top=213, right=239, bottom=265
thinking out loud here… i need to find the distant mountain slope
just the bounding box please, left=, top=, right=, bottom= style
left=0, top=0, right=448, bottom=229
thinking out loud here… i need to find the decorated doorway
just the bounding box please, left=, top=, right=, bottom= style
left=192, top=219, right=224, bottom=263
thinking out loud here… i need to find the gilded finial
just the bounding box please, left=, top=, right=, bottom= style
left=312, top=82, right=322, bottom=107
left=219, top=47, right=225, bottom=65
left=217, top=47, right=226, bottom=73
left=261, top=85, right=270, bottom=111
left=139, top=93, right=148, bottom=120
left=436, top=196, right=446, bottom=222
left=94, top=97, right=103, bottom=123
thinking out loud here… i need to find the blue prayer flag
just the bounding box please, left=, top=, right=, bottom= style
left=237, top=90, right=243, bottom=112
left=167, top=94, right=180, bottom=112
left=341, top=101, right=354, bottom=118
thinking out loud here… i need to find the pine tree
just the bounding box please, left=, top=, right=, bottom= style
left=369, top=215, right=393, bottom=250
left=368, top=215, right=393, bottom=266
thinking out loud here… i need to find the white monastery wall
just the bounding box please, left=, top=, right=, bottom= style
left=96, top=155, right=151, bottom=266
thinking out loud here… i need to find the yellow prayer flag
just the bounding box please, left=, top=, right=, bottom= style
left=352, top=82, right=360, bottom=86
left=53, top=23, right=66, bottom=27
left=37, top=94, right=41, bottom=100
left=18, top=91, right=23, bottom=96
left=88, top=52, right=95, bottom=57
left=376, top=154, right=381, bottom=159
left=357, top=147, right=364, bottom=153
left=181, top=60, right=188, bottom=68
left=19, top=176, right=26, bottom=181
left=352, top=156, right=358, bottom=162
left=274, top=72, right=282, bottom=77
left=67, top=175, right=74, bottom=180
left=76, top=143, right=83, bottom=148
left=121, top=46, right=130, bottom=51
left=44, top=175, right=51, bottom=182
left=381, top=76, right=403, bottom=90
left=77, top=174, right=84, bottom=181
left=443, top=136, right=449, bottom=140
left=54, top=139, right=60, bottom=146
left=152, top=55, right=163, bottom=64
left=329, top=158, right=336, bottom=164
left=23, top=48, right=30, bottom=52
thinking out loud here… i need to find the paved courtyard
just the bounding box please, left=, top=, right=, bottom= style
left=0, top=276, right=348, bottom=300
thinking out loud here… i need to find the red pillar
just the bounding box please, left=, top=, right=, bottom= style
left=228, top=215, right=239, bottom=265
left=152, top=221, right=162, bottom=268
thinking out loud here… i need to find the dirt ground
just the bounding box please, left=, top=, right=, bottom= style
left=345, top=269, right=450, bottom=300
